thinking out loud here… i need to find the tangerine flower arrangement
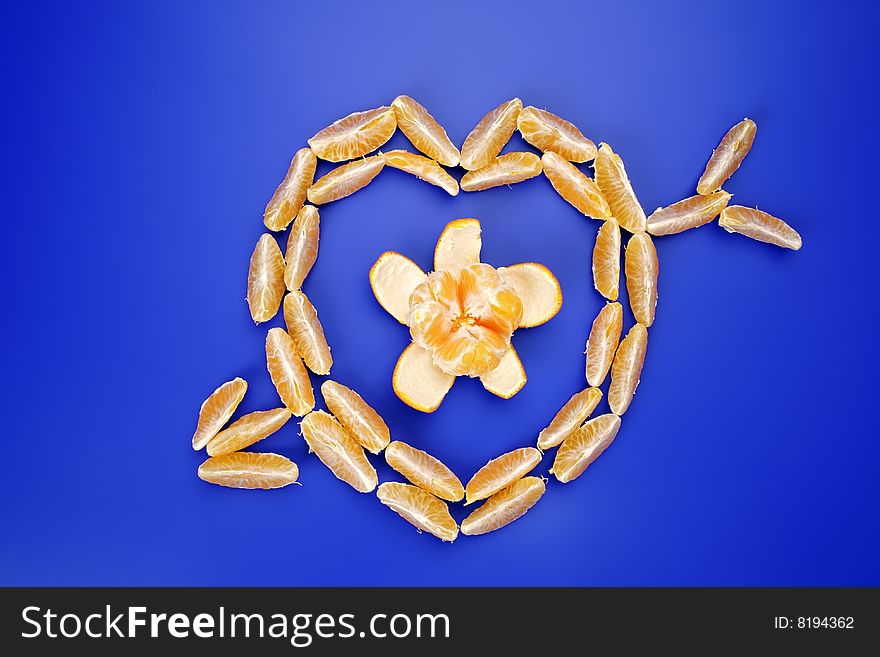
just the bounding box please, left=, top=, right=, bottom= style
left=190, top=94, right=803, bottom=542
left=369, top=218, right=562, bottom=412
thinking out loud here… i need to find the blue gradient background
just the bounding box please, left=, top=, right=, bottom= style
left=2, top=1, right=878, bottom=586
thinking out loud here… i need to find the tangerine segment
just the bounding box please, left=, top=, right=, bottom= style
left=283, top=291, right=333, bottom=375
left=465, top=447, right=542, bottom=504
left=392, top=343, right=455, bottom=413
left=460, top=152, right=542, bottom=192
left=284, top=205, right=320, bottom=291
left=431, top=325, right=510, bottom=378
left=457, top=264, right=523, bottom=338
left=300, top=411, right=378, bottom=493
left=307, top=156, right=385, bottom=205
left=551, top=414, right=621, bottom=483
left=192, top=377, right=248, bottom=450
left=585, top=302, right=623, bottom=388
left=264, top=148, right=317, bottom=231
left=609, top=323, right=648, bottom=416
left=377, top=482, right=459, bottom=542
left=321, top=380, right=390, bottom=454
left=198, top=452, right=299, bottom=490
left=461, top=476, right=546, bottom=536
left=391, top=96, right=460, bottom=167
left=625, top=233, right=659, bottom=327
left=517, top=106, right=597, bottom=162
left=307, top=106, right=397, bottom=162
left=497, top=263, right=562, bottom=328
left=719, top=205, right=802, bottom=250
left=541, top=152, right=611, bottom=219
left=407, top=269, right=459, bottom=351
left=480, top=347, right=526, bottom=399
left=460, top=98, right=523, bottom=171
left=592, top=218, right=621, bottom=301
left=697, top=118, right=757, bottom=195
left=247, top=234, right=286, bottom=323
left=595, top=143, right=646, bottom=233
left=383, top=150, right=459, bottom=196
left=369, top=251, right=428, bottom=325
left=266, top=328, right=315, bottom=417
left=384, top=441, right=465, bottom=502
left=537, top=387, right=602, bottom=450
left=409, top=264, right=522, bottom=377
left=433, top=218, right=482, bottom=273
left=647, top=191, right=731, bottom=236
left=206, top=408, right=292, bottom=457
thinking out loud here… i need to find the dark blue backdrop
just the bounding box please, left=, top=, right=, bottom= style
left=2, top=0, right=878, bottom=586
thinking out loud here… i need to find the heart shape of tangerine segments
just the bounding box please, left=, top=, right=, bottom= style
left=190, top=96, right=802, bottom=542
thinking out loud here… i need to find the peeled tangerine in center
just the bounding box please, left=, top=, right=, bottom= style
left=370, top=218, right=562, bottom=412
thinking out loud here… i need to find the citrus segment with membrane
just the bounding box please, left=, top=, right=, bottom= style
left=383, top=150, right=459, bottom=196
left=206, top=408, right=292, bottom=457
left=392, top=343, right=455, bottom=413
left=537, top=387, right=602, bottom=450
left=431, top=324, right=510, bottom=377
left=719, top=206, right=802, bottom=250
left=192, top=377, right=248, bottom=450
left=406, top=269, right=460, bottom=353
left=647, top=191, right=731, bottom=236
left=283, top=291, right=333, bottom=375
left=266, top=328, right=315, bottom=417
left=595, top=143, right=646, bottom=233
left=284, top=205, right=320, bottom=291
left=460, top=98, right=523, bottom=171
left=609, top=323, right=648, bottom=416
left=433, top=218, right=482, bottom=273
left=461, top=476, right=546, bottom=536
left=321, top=380, right=390, bottom=454
left=307, top=106, right=397, bottom=162
left=307, top=155, right=385, bottom=205
left=377, top=482, right=459, bottom=542
left=625, top=232, right=659, bottom=327
left=551, top=414, right=621, bottom=483
left=460, top=152, right=542, bottom=192
left=464, top=447, right=542, bottom=504
left=384, top=441, right=465, bottom=502
left=497, top=263, right=561, bottom=328
left=198, top=452, right=299, bottom=490
left=517, top=106, right=597, bottom=162
left=592, top=218, right=621, bottom=301
left=479, top=347, right=526, bottom=399
left=585, top=302, right=623, bottom=387
left=697, top=118, right=757, bottom=195
left=541, top=151, right=611, bottom=219
left=264, top=148, right=317, bottom=231
left=457, top=265, right=523, bottom=341
left=391, top=95, right=460, bottom=167
left=247, top=234, right=286, bottom=323
left=300, top=411, right=378, bottom=493
left=369, top=251, right=427, bottom=325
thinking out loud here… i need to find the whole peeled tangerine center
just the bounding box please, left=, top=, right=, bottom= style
left=407, top=263, right=523, bottom=378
